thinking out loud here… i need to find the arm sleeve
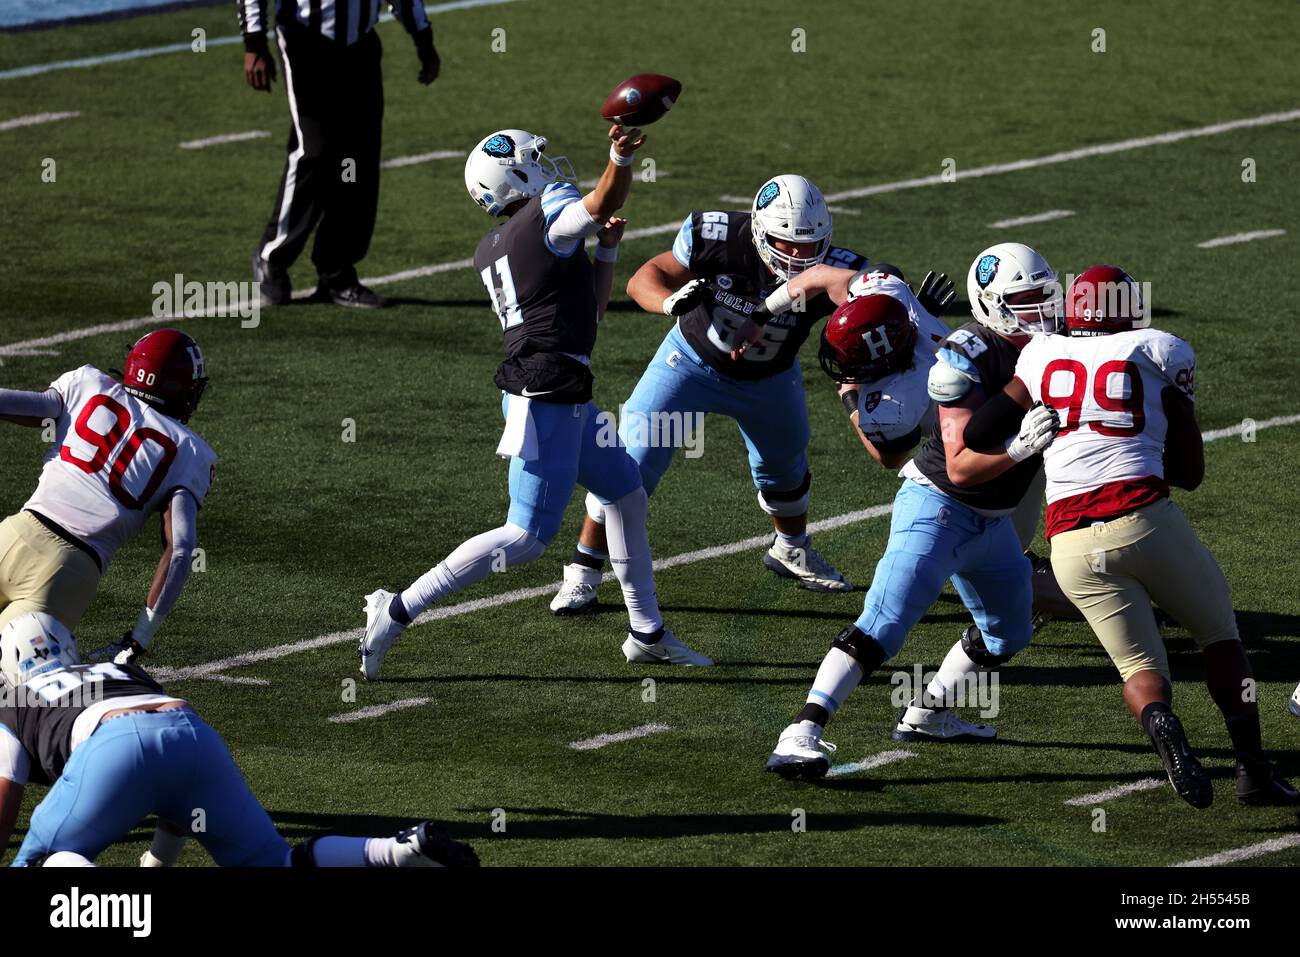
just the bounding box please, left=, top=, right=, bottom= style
left=963, top=391, right=1028, bottom=452
left=542, top=183, right=601, bottom=257
left=0, top=387, right=62, bottom=420
left=0, top=725, right=30, bottom=786
left=133, top=491, right=198, bottom=648
left=387, top=0, right=431, bottom=34
left=671, top=216, right=694, bottom=268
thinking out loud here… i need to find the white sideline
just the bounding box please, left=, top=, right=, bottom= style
left=1063, top=777, right=1164, bottom=806
left=179, top=130, right=270, bottom=150
left=329, top=697, right=431, bottom=723
left=1173, top=834, right=1300, bottom=867
left=827, top=749, right=917, bottom=777
left=382, top=150, right=465, bottom=169
left=568, top=723, right=671, bottom=751
left=989, top=210, right=1074, bottom=229
left=1196, top=229, right=1286, bottom=249
left=0, top=0, right=525, bottom=82
left=5, top=107, right=1300, bottom=360
left=0, top=111, right=80, bottom=132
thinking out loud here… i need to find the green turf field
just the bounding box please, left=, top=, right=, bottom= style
left=1, top=0, right=1298, bottom=867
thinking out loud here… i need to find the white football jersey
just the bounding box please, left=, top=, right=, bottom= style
left=23, top=366, right=218, bottom=568
left=846, top=272, right=949, bottom=444
left=1014, top=329, right=1195, bottom=526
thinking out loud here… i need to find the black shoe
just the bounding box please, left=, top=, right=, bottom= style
left=398, top=821, right=480, bottom=867
left=320, top=281, right=390, bottom=309
left=1235, top=760, right=1299, bottom=806
left=251, top=251, right=292, bottom=306
left=1146, top=711, right=1213, bottom=809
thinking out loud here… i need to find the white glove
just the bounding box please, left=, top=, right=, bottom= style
left=1006, top=403, right=1060, bottom=462
left=662, top=279, right=709, bottom=316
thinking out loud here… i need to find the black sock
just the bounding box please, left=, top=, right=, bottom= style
left=571, top=548, right=605, bottom=571
left=388, top=594, right=412, bottom=626
left=796, top=703, right=830, bottom=728
left=1224, top=710, right=1265, bottom=766
left=1139, top=700, right=1173, bottom=740
left=630, top=625, right=664, bottom=644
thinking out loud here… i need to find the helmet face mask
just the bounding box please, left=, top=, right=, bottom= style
left=750, top=175, right=833, bottom=280
left=464, top=129, right=576, bottom=217
left=967, top=243, right=1064, bottom=336
left=0, top=613, right=80, bottom=688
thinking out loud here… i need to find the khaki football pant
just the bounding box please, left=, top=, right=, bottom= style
left=1049, top=497, right=1238, bottom=681
left=0, top=511, right=101, bottom=634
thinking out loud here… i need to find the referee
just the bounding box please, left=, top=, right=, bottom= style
left=239, top=0, right=441, bottom=309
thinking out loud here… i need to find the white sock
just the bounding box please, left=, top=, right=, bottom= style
left=401, top=522, right=545, bottom=618
left=919, top=639, right=981, bottom=711
left=807, top=647, right=863, bottom=718
left=601, top=487, right=663, bottom=634
left=308, top=835, right=369, bottom=867
left=776, top=529, right=810, bottom=546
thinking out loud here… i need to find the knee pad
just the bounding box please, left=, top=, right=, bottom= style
left=41, top=851, right=97, bottom=867
left=584, top=492, right=606, bottom=525
left=830, top=625, right=887, bottom=671
left=757, top=471, right=812, bottom=518
left=961, top=624, right=1018, bottom=667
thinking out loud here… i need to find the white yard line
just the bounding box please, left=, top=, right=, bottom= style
left=0, top=0, right=526, bottom=82
left=1173, top=834, right=1300, bottom=867
left=0, top=110, right=80, bottom=132
left=179, top=130, right=270, bottom=150
left=827, top=749, right=917, bottom=777
left=1199, top=412, right=1300, bottom=442
left=1063, top=777, right=1165, bottom=806
left=329, top=697, right=431, bottom=724
left=202, top=674, right=271, bottom=687
left=569, top=723, right=672, bottom=751
left=6, top=107, right=1298, bottom=361
left=1196, top=229, right=1286, bottom=249
left=989, top=209, right=1074, bottom=229
left=382, top=150, right=465, bottom=169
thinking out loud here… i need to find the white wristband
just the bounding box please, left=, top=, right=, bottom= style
left=594, top=244, right=619, bottom=263
left=610, top=145, right=634, bottom=167
left=764, top=284, right=794, bottom=316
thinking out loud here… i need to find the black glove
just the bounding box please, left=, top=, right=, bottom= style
left=916, top=270, right=956, bottom=318
left=415, top=28, right=440, bottom=86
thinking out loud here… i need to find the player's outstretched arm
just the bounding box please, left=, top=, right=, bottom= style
left=0, top=386, right=62, bottom=428
left=115, top=490, right=199, bottom=663
left=582, top=125, right=645, bottom=224
left=592, top=217, right=627, bottom=321
left=627, top=251, right=701, bottom=314
left=948, top=378, right=1057, bottom=486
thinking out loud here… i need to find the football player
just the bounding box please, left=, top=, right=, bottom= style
left=0, top=613, right=479, bottom=866
left=956, top=265, right=1296, bottom=807
left=360, top=124, right=711, bottom=677
left=767, top=243, right=1065, bottom=777
left=548, top=175, right=873, bottom=613
left=0, top=330, right=216, bottom=663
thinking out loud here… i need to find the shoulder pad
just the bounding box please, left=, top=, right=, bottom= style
left=927, top=353, right=977, bottom=403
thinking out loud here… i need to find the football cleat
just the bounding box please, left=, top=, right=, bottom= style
left=318, top=282, right=390, bottom=309
left=766, top=721, right=837, bottom=780
left=763, top=536, right=851, bottom=592
left=621, top=629, right=712, bottom=666
left=1235, top=760, right=1299, bottom=807
left=251, top=250, right=291, bottom=306
left=392, top=821, right=480, bottom=868
left=359, top=589, right=408, bottom=681
left=1289, top=682, right=1300, bottom=719
left=549, top=563, right=602, bottom=615
left=893, top=705, right=997, bottom=743
left=1145, top=710, right=1212, bottom=809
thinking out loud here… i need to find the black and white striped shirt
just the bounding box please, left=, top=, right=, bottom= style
left=238, top=0, right=430, bottom=48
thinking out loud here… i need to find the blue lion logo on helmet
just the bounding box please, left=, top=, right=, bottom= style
left=756, top=181, right=781, bottom=210
left=976, top=254, right=1000, bottom=288
left=482, top=133, right=515, bottom=158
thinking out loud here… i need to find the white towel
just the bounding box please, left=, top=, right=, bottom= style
left=496, top=393, right=540, bottom=460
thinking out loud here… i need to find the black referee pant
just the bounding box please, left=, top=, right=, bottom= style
left=257, top=20, right=383, bottom=289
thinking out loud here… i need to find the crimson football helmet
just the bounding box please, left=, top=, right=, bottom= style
left=1065, top=264, right=1149, bottom=337
left=123, top=329, right=208, bottom=422
left=818, top=293, right=917, bottom=383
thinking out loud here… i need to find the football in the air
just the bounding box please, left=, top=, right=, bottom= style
left=601, top=73, right=682, bottom=126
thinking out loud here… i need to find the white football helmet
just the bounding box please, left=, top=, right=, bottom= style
left=0, top=612, right=79, bottom=687
left=966, top=242, right=1064, bottom=336
left=750, top=174, right=833, bottom=280
left=463, top=129, right=576, bottom=217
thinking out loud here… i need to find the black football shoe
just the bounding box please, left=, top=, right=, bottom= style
left=1146, top=710, right=1213, bottom=809
left=251, top=250, right=292, bottom=306
left=393, top=821, right=480, bottom=868
left=1235, top=760, right=1300, bottom=806
left=320, top=281, right=390, bottom=309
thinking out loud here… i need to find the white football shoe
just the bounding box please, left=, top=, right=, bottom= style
left=893, top=705, right=997, bottom=743
left=1289, top=682, right=1300, bottom=719
left=765, top=721, right=837, bottom=780
left=549, top=563, right=602, bottom=615
left=621, top=629, right=713, bottom=666
left=762, top=535, right=851, bottom=592
left=359, top=589, right=408, bottom=681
